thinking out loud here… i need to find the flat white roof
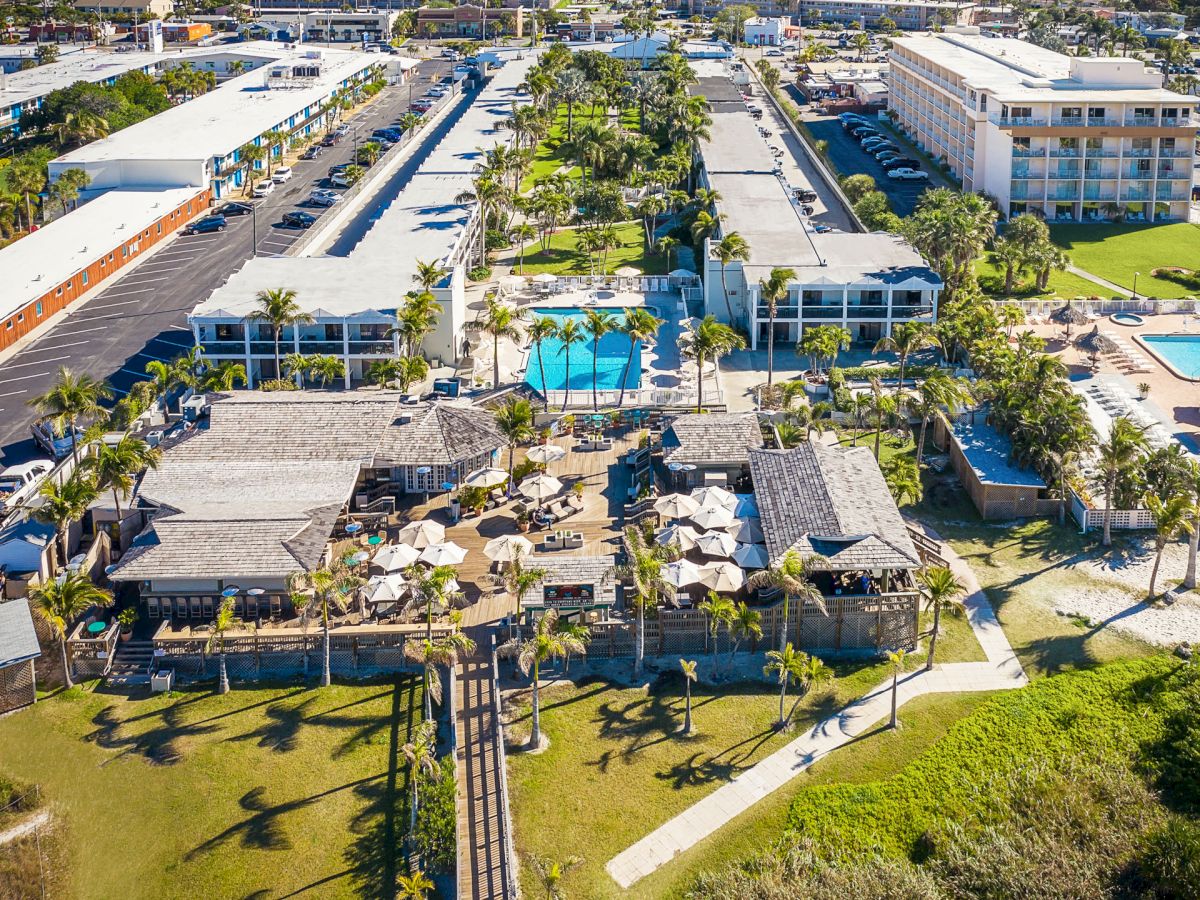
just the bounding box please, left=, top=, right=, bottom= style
left=3, top=186, right=205, bottom=322
left=0, top=48, right=172, bottom=110
left=192, top=52, right=535, bottom=320
left=53, top=42, right=377, bottom=166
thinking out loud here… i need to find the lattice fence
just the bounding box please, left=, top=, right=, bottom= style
left=0, top=661, right=35, bottom=714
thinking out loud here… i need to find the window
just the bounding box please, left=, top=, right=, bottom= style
left=56, top=287, right=62, bottom=296
left=1088, top=107, right=1107, bottom=121
left=1013, top=136, right=1031, bottom=150
left=1060, top=106, right=1082, bottom=119
left=1086, top=137, right=1103, bottom=151
left=1010, top=105, right=1032, bottom=119
left=17, top=313, right=23, bottom=322
left=1161, top=137, right=1176, bottom=151
left=157, top=222, right=162, bottom=235
left=1132, top=137, right=1152, bottom=152
left=1136, top=159, right=1151, bottom=173
left=36, top=303, right=42, bottom=317
left=4, top=321, right=10, bottom=330
left=122, top=245, right=128, bottom=258
left=1133, top=106, right=1154, bottom=120
left=1162, top=107, right=1178, bottom=119
left=1058, top=137, right=1078, bottom=151
left=82, top=272, right=88, bottom=285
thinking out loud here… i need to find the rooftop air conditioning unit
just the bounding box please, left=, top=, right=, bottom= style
left=146, top=430, right=164, bottom=448
left=182, top=395, right=209, bottom=421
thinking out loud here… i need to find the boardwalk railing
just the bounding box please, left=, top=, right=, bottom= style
left=449, top=660, right=463, bottom=899
left=490, top=634, right=520, bottom=899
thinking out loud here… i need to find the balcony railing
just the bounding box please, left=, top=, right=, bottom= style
left=1125, top=167, right=1155, bottom=179
left=297, top=341, right=344, bottom=355
left=892, top=305, right=935, bottom=319
left=1085, top=149, right=1118, bottom=158
left=994, top=116, right=1047, bottom=127
left=1159, top=148, right=1191, bottom=158
left=845, top=307, right=889, bottom=319
left=1083, top=186, right=1116, bottom=200
left=1121, top=188, right=1151, bottom=200
left=1086, top=117, right=1121, bottom=127
left=249, top=342, right=278, bottom=355
left=799, top=308, right=844, bottom=320
left=1157, top=168, right=1190, bottom=180
left=348, top=340, right=394, bottom=355
left=1048, top=190, right=1080, bottom=201
left=1049, top=148, right=1081, bottom=157
left=1051, top=116, right=1084, bottom=127
left=1051, top=168, right=1081, bottom=179
left=1125, top=115, right=1157, bottom=126
left=1125, top=148, right=1154, bottom=158
left=199, top=341, right=244, bottom=356
left=1156, top=189, right=1190, bottom=201
left=1012, top=147, right=1044, bottom=158
left=756, top=307, right=798, bottom=320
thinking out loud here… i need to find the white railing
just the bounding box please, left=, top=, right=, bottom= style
left=490, top=635, right=520, bottom=899
left=535, top=274, right=699, bottom=293
left=999, top=297, right=1199, bottom=316
left=538, top=383, right=723, bottom=410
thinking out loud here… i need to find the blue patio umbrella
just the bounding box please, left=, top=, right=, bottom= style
left=221, top=586, right=240, bottom=598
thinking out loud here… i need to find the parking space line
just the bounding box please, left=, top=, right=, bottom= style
left=47, top=325, right=107, bottom=338
left=0, top=356, right=69, bottom=369
left=92, top=288, right=154, bottom=299
left=0, top=391, right=27, bottom=399
left=119, top=368, right=150, bottom=381
left=84, top=299, right=145, bottom=311
left=0, top=372, right=50, bottom=386
left=169, top=324, right=191, bottom=332
left=115, top=275, right=170, bottom=285
left=27, top=340, right=91, bottom=352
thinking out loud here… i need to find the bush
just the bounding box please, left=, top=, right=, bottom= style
left=485, top=228, right=509, bottom=250
left=468, top=265, right=492, bottom=282
left=258, top=378, right=298, bottom=392
left=413, top=756, right=456, bottom=873
left=512, top=458, right=539, bottom=483
left=1153, top=268, right=1200, bottom=292
left=840, top=174, right=877, bottom=205
left=837, top=364, right=938, bottom=382
left=1133, top=817, right=1200, bottom=898
left=827, top=367, right=852, bottom=412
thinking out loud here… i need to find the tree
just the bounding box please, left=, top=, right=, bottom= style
left=27, top=367, right=112, bottom=467
left=527, top=316, right=558, bottom=412
left=49, top=168, right=90, bottom=214
left=54, top=110, right=109, bottom=149
left=990, top=237, right=1027, bottom=295
left=238, top=143, right=266, bottom=196
left=34, top=472, right=98, bottom=573
left=309, top=354, right=346, bottom=388
left=499, top=609, right=584, bottom=750
left=527, top=853, right=584, bottom=900
left=758, top=267, right=796, bottom=388
left=200, top=360, right=247, bottom=392
left=908, top=371, right=973, bottom=466
left=291, top=561, right=363, bottom=688
left=249, top=288, right=314, bottom=382
left=613, top=525, right=674, bottom=679
left=556, top=69, right=591, bottom=140
left=656, top=235, right=680, bottom=272
left=509, top=222, right=537, bottom=274
left=682, top=314, right=745, bottom=413
left=405, top=630, right=476, bottom=722
left=763, top=643, right=831, bottom=729
left=82, top=434, right=161, bottom=531
left=1145, top=493, right=1192, bottom=600
left=699, top=591, right=735, bottom=675
left=840, top=173, right=877, bottom=205
left=206, top=596, right=247, bottom=694
left=729, top=601, right=762, bottom=665
left=480, top=295, right=524, bottom=390
left=747, top=550, right=827, bottom=651
left=887, top=647, right=907, bottom=729
left=494, top=396, right=535, bottom=484
left=616, top=307, right=663, bottom=409
left=874, top=322, right=936, bottom=404
left=554, top=617, right=590, bottom=674
left=867, top=375, right=895, bottom=461
left=8, top=151, right=49, bottom=231
left=882, top=454, right=923, bottom=506
left=260, top=128, right=289, bottom=177
left=401, top=719, right=438, bottom=836
left=712, top=232, right=751, bottom=325
left=917, top=566, right=965, bottom=671
left=397, top=869, right=435, bottom=900
left=554, top=317, right=585, bottom=411
left=583, top=309, right=617, bottom=411
left=29, top=572, right=112, bottom=689
left=1184, top=462, right=1200, bottom=591
left=1098, top=417, right=1148, bottom=547
left=679, top=659, right=698, bottom=735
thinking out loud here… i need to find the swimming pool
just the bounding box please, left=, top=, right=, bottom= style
left=1139, top=334, right=1200, bottom=380
left=523, top=307, right=642, bottom=393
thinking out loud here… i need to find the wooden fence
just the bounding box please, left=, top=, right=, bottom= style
left=67, top=621, right=120, bottom=680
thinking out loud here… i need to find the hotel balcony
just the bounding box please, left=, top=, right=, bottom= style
left=1012, top=147, right=1045, bottom=158
left=891, top=305, right=935, bottom=319
left=1083, top=186, right=1116, bottom=201
left=1160, top=148, right=1192, bottom=158
left=845, top=306, right=889, bottom=319
left=1156, top=187, right=1190, bottom=201
left=1048, top=188, right=1080, bottom=201
left=200, top=341, right=245, bottom=356
left=1049, top=148, right=1081, bottom=157
left=800, top=305, right=844, bottom=320
left=1121, top=187, right=1152, bottom=200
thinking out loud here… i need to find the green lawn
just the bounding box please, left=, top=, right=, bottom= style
left=0, top=678, right=426, bottom=900
left=1050, top=221, right=1200, bottom=298
left=517, top=221, right=666, bottom=276
left=521, top=104, right=644, bottom=192
left=974, top=255, right=1112, bottom=299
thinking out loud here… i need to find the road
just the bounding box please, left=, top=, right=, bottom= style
left=0, top=59, right=450, bottom=466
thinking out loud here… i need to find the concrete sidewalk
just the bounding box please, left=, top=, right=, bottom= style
left=605, top=529, right=1027, bottom=889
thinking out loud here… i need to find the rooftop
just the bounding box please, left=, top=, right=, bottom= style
left=948, top=420, right=1047, bottom=488
left=0, top=47, right=177, bottom=109
left=0, top=598, right=41, bottom=669
left=750, top=443, right=921, bottom=571
left=519, top=555, right=619, bottom=609
left=662, top=412, right=764, bottom=466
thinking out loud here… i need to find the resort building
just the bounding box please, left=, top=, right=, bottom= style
left=693, top=68, right=941, bottom=346
left=743, top=16, right=785, bottom=46
left=71, top=0, right=175, bottom=17
left=303, top=9, right=400, bottom=43
left=415, top=5, right=523, bottom=39
left=798, top=0, right=972, bottom=29
left=888, top=28, right=1199, bottom=223
left=750, top=443, right=922, bottom=651
left=934, top=418, right=1052, bottom=519
left=190, top=51, right=534, bottom=379
left=110, top=391, right=504, bottom=621
left=661, top=413, right=765, bottom=490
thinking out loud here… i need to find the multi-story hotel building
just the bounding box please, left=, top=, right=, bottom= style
left=889, top=28, right=1198, bottom=223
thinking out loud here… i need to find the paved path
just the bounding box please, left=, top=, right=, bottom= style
left=605, top=531, right=1027, bottom=889
left=1067, top=264, right=1132, bottom=297
left=0, top=810, right=49, bottom=847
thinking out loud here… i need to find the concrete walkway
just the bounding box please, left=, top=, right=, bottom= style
left=605, top=531, right=1027, bottom=889
left=1066, top=264, right=1132, bottom=298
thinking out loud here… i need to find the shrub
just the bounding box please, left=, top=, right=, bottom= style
left=1133, top=817, right=1200, bottom=897
left=837, top=364, right=938, bottom=382
left=839, top=173, right=877, bottom=205
left=258, top=378, right=298, bottom=392
left=413, top=756, right=456, bottom=873
left=468, top=265, right=492, bottom=282
left=827, top=367, right=852, bottom=412
left=1153, top=267, right=1200, bottom=292
left=512, top=458, right=539, bottom=483
left=485, top=228, right=509, bottom=250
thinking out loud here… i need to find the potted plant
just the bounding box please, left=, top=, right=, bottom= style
left=460, top=485, right=488, bottom=517
left=572, top=481, right=585, bottom=500
left=1137, top=382, right=1151, bottom=399
left=538, top=427, right=552, bottom=445
left=516, top=510, right=531, bottom=533
left=117, top=607, right=138, bottom=642
left=560, top=414, right=576, bottom=435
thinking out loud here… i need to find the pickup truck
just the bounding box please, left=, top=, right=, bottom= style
left=0, top=459, right=54, bottom=515
left=30, top=420, right=81, bottom=460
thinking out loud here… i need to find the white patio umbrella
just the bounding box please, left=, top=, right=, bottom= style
left=531, top=272, right=557, bottom=283
left=526, top=444, right=566, bottom=465
left=484, top=534, right=534, bottom=563
left=690, top=486, right=738, bottom=511
left=694, top=530, right=737, bottom=558
left=654, top=492, right=699, bottom=520
left=364, top=574, right=409, bottom=605
left=725, top=517, right=765, bottom=544
left=690, top=504, right=735, bottom=530
left=519, top=473, right=563, bottom=500
left=463, top=467, right=509, bottom=488
left=372, top=542, right=421, bottom=572
left=732, top=542, right=769, bottom=570
left=661, top=559, right=703, bottom=589
left=419, top=541, right=468, bottom=566
left=668, top=268, right=695, bottom=278
left=697, top=561, right=746, bottom=593
left=397, top=519, right=445, bottom=549
left=655, top=524, right=701, bottom=552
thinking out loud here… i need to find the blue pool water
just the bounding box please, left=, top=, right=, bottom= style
left=1141, top=334, right=1200, bottom=378
left=523, top=307, right=642, bottom=393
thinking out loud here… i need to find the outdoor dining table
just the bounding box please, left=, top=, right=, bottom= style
left=367, top=534, right=384, bottom=546
left=86, top=621, right=106, bottom=637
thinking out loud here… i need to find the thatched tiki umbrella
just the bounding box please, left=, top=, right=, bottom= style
left=1075, top=325, right=1119, bottom=369
left=1050, top=299, right=1090, bottom=339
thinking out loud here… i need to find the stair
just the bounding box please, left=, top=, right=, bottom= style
left=106, top=640, right=154, bottom=686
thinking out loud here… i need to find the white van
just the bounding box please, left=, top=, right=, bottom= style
left=0, top=459, right=54, bottom=514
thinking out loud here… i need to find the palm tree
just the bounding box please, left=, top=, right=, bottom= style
left=260, top=129, right=288, bottom=177
left=874, top=322, right=936, bottom=404
left=613, top=525, right=674, bottom=679
left=758, top=267, right=796, bottom=389
left=867, top=375, right=895, bottom=461
left=480, top=296, right=525, bottom=389
left=527, top=316, right=558, bottom=412
left=82, top=434, right=161, bottom=535
left=682, top=314, right=745, bottom=413
left=655, top=235, right=680, bottom=272
left=883, top=454, right=923, bottom=507
left=554, top=617, right=591, bottom=674
left=554, top=318, right=585, bottom=411
left=583, top=309, right=617, bottom=411
left=493, top=396, right=535, bottom=484
left=397, top=869, right=435, bottom=900
left=527, top=853, right=584, bottom=900
left=729, top=601, right=762, bottom=666
left=510, top=222, right=537, bottom=274
left=405, top=630, right=476, bottom=722
left=887, top=647, right=907, bottom=729
left=292, top=561, right=363, bottom=688
left=498, top=553, right=547, bottom=621
left=309, top=355, right=345, bottom=388
left=200, top=360, right=247, bottom=392
left=249, top=288, right=314, bottom=382
left=747, top=550, right=827, bottom=651
left=679, top=658, right=697, bottom=735
left=712, top=232, right=751, bottom=325
left=918, top=566, right=965, bottom=671
left=1184, top=462, right=1200, bottom=591
left=409, top=564, right=461, bottom=642
left=414, top=258, right=448, bottom=292
left=556, top=69, right=591, bottom=139
left=1098, top=417, right=1148, bottom=547
left=401, top=719, right=438, bottom=835
left=616, top=307, right=664, bottom=408
left=763, top=643, right=830, bottom=729
left=1145, top=493, right=1192, bottom=600
left=35, top=473, right=98, bottom=572
left=699, top=591, right=735, bottom=675
left=908, top=372, right=973, bottom=466
left=29, top=571, right=111, bottom=689
left=206, top=596, right=247, bottom=694
left=27, top=367, right=112, bottom=467
left=499, top=608, right=583, bottom=751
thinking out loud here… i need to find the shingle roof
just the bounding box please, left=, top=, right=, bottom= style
left=519, top=555, right=619, bottom=608
left=662, top=413, right=764, bottom=465
left=376, top=403, right=506, bottom=467
left=0, top=598, right=41, bottom=669
left=750, top=444, right=920, bottom=571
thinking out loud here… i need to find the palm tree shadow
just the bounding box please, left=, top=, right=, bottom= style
left=229, top=695, right=321, bottom=754
left=87, top=699, right=222, bottom=765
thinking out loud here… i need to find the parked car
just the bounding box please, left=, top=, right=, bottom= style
left=252, top=180, right=275, bottom=197
left=851, top=127, right=878, bottom=140
left=883, top=157, right=921, bottom=171
left=887, top=167, right=929, bottom=180
left=861, top=137, right=890, bottom=149
left=330, top=171, right=356, bottom=188
left=335, top=124, right=351, bottom=136
left=794, top=188, right=818, bottom=203
left=300, top=145, right=322, bottom=160
left=309, top=189, right=342, bottom=207
left=412, top=99, right=433, bottom=112
left=30, top=421, right=81, bottom=461
left=184, top=214, right=227, bottom=234
left=327, top=163, right=349, bottom=177
left=320, top=134, right=340, bottom=147
left=873, top=146, right=899, bottom=159
left=766, top=48, right=783, bottom=56
left=0, top=459, right=54, bottom=514
left=272, top=166, right=293, bottom=184
left=216, top=202, right=253, bottom=217
left=282, top=211, right=317, bottom=228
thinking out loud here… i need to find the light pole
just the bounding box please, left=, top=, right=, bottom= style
left=1133, top=271, right=1140, bottom=298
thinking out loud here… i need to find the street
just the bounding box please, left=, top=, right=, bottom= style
left=0, top=58, right=450, bottom=465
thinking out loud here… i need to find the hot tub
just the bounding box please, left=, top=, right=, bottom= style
left=1110, top=313, right=1144, bottom=326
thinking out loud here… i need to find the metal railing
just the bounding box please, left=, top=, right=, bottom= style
left=490, top=635, right=520, bottom=899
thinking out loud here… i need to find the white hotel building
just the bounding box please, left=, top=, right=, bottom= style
left=889, top=28, right=1198, bottom=223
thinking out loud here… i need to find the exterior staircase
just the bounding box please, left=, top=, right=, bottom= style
left=106, top=640, right=154, bottom=686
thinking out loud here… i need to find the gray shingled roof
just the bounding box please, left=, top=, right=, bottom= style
left=376, top=403, right=506, bottom=467
left=519, top=555, right=619, bottom=608
left=662, top=413, right=764, bottom=466
left=0, top=598, right=40, bottom=668
left=750, top=444, right=920, bottom=571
